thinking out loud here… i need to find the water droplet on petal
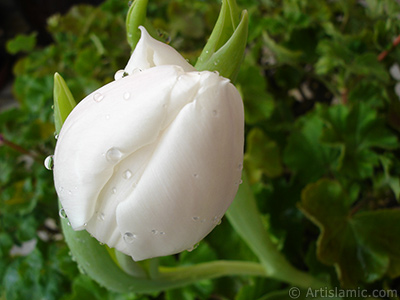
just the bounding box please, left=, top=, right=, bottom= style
left=83, top=223, right=87, bottom=227
left=192, top=216, right=199, bottom=221
left=123, top=92, right=131, bottom=100
left=193, top=173, right=199, bottom=178
left=238, top=163, right=243, bottom=170
left=123, top=232, right=136, bottom=243
left=212, top=110, right=218, bottom=116
left=159, top=231, right=165, bottom=235
left=112, top=187, right=117, bottom=194
left=98, top=213, right=105, bottom=221
left=151, top=229, right=158, bottom=235
left=67, top=221, right=71, bottom=226
left=114, top=69, right=125, bottom=80
left=213, top=216, right=222, bottom=225
left=93, top=92, right=104, bottom=102
left=54, top=133, right=59, bottom=140
left=59, top=208, right=67, bottom=219
left=44, top=155, right=54, bottom=170
left=187, top=243, right=199, bottom=252
left=106, top=147, right=122, bottom=162
left=123, top=169, right=132, bottom=179
left=239, top=179, right=243, bottom=184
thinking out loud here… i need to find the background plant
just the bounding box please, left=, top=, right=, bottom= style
left=1, top=0, right=400, bottom=299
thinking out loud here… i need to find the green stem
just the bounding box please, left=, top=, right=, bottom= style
left=226, top=171, right=327, bottom=289
left=158, top=261, right=266, bottom=281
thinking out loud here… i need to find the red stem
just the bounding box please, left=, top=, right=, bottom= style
left=378, top=34, right=400, bottom=62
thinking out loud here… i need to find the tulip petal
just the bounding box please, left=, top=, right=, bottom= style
left=54, top=66, right=244, bottom=260
left=124, top=27, right=196, bottom=74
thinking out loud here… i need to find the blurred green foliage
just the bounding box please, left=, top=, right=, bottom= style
left=1, top=0, right=400, bottom=299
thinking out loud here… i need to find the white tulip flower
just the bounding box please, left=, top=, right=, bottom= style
left=53, top=27, right=244, bottom=261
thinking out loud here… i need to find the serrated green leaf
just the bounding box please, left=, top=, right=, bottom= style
left=299, top=179, right=400, bottom=287
left=283, top=111, right=341, bottom=183
left=320, top=103, right=398, bottom=179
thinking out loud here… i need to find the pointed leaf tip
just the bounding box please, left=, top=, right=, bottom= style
left=126, top=0, right=149, bottom=50
left=53, top=72, right=76, bottom=134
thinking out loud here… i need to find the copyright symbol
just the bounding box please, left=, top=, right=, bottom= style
left=289, top=287, right=301, bottom=299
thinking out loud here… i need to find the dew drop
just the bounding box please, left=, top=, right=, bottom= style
left=131, top=68, right=142, bottom=74
left=112, top=187, right=117, bottom=194
left=44, top=155, right=54, bottom=170
left=106, top=147, right=122, bottom=162
left=213, top=216, right=222, bottom=225
left=239, top=179, right=243, bottom=184
left=193, top=173, right=199, bottom=178
left=151, top=229, right=158, bottom=235
left=54, top=133, right=59, bottom=140
left=159, top=231, right=165, bottom=235
left=123, top=232, right=136, bottom=243
left=192, top=216, right=199, bottom=221
left=187, top=243, right=199, bottom=252
left=59, top=208, right=67, bottom=219
left=238, top=163, right=243, bottom=170
left=114, top=69, right=125, bottom=80
left=123, top=169, right=132, bottom=179
left=93, top=92, right=104, bottom=102
left=83, top=223, right=87, bottom=227
left=67, top=221, right=71, bottom=226
left=123, top=91, right=131, bottom=100
left=98, top=213, right=105, bottom=221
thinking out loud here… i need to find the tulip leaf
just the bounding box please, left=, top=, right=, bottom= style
left=60, top=210, right=266, bottom=293
left=195, top=0, right=248, bottom=81
left=227, top=172, right=326, bottom=289
left=53, top=73, right=77, bottom=134
left=196, top=0, right=239, bottom=63
left=126, top=0, right=148, bottom=50
left=299, top=179, right=400, bottom=287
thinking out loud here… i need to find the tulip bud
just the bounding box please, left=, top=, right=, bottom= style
left=53, top=27, right=244, bottom=261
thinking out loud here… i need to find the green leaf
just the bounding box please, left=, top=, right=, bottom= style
left=299, top=179, right=400, bottom=287
left=6, top=33, right=37, bottom=55
left=283, top=111, right=341, bottom=183
left=236, top=63, right=275, bottom=124
left=244, top=128, right=283, bottom=183
left=126, top=0, right=149, bottom=50
left=320, top=103, right=399, bottom=179
left=53, top=73, right=77, bottom=134
left=195, top=0, right=248, bottom=81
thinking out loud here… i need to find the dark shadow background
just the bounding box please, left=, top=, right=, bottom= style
left=0, top=0, right=105, bottom=95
